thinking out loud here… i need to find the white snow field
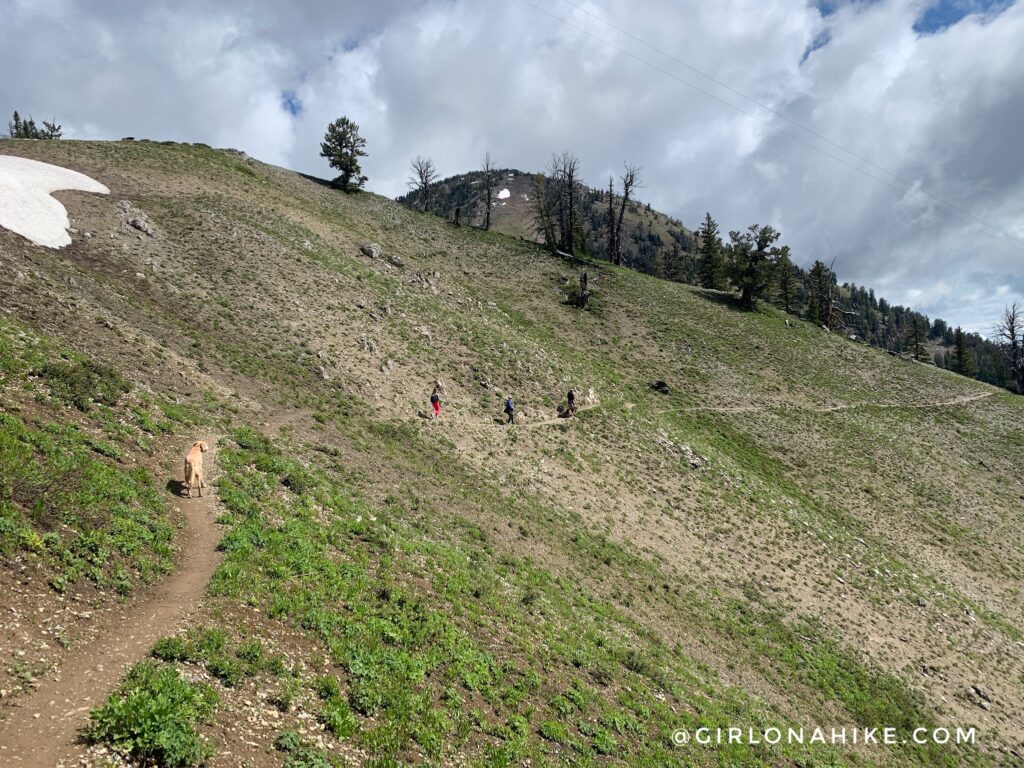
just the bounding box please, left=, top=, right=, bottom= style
left=0, top=154, right=109, bottom=248
left=497, top=188, right=510, bottom=200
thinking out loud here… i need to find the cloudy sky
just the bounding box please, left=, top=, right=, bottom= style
left=1, top=0, right=1021, bottom=332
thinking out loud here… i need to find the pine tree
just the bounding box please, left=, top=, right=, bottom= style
left=808, top=260, right=831, bottom=326
left=40, top=119, right=62, bottom=139
left=730, top=224, right=781, bottom=309
left=696, top=213, right=723, bottom=290
left=8, top=111, right=60, bottom=139
left=774, top=247, right=798, bottom=313
left=953, top=327, right=977, bottom=378
left=531, top=174, right=557, bottom=252
left=319, top=117, right=368, bottom=192
left=909, top=317, right=928, bottom=361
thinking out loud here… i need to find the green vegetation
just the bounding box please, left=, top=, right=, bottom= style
left=36, top=357, right=129, bottom=411
left=86, top=661, right=217, bottom=767
left=0, top=411, right=172, bottom=594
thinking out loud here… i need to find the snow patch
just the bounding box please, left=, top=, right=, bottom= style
left=497, top=188, right=511, bottom=200
left=0, top=155, right=109, bottom=248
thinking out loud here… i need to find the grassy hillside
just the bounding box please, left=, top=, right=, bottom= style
left=0, top=139, right=1021, bottom=767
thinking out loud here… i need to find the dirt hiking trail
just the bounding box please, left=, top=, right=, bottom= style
left=657, top=390, right=997, bottom=415
left=0, top=437, right=223, bottom=767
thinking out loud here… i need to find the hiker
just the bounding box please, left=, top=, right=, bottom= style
left=566, top=388, right=577, bottom=416
left=430, top=382, right=443, bottom=418
left=578, top=270, right=590, bottom=308
left=503, top=396, right=515, bottom=424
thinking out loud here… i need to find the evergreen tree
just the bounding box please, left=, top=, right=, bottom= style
left=320, top=117, right=368, bottom=191
left=667, top=241, right=683, bottom=282
left=8, top=111, right=61, bottom=139
left=696, top=213, right=723, bottom=290
left=774, top=247, right=798, bottom=313
left=729, top=224, right=781, bottom=309
left=952, top=327, right=977, bottom=378
left=807, top=260, right=832, bottom=326
left=909, top=317, right=928, bottom=361
left=531, top=174, right=557, bottom=251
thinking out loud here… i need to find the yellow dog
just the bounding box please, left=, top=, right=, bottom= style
left=183, top=441, right=209, bottom=497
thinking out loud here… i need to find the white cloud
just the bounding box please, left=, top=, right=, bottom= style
left=0, top=0, right=1021, bottom=330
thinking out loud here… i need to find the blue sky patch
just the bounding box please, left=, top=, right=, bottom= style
left=913, top=0, right=1013, bottom=34
left=800, top=28, right=833, bottom=63
left=281, top=90, right=302, bottom=117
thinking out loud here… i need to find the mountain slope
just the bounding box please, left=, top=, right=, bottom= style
left=0, top=140, right=1021, bottom=767
left=398, top=168, right=696, bottom=274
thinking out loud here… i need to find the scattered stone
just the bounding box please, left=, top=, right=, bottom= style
left=971, top=685, right=992, bottom=703
left=360, top=242, right=383, bottom=259
left=118, top=200, right=156, bottom=237
left=650, top=380, right=671, bottom=395
left=386, top=253, right=404, bottom=268
left=358, top=335, right=378, bottom=354
left=681, top=445, right=706, bottom=469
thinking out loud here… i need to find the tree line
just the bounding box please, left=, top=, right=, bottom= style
left=321, top=119, right=1024, bottom=395
left=7, top=110, right=62, bottom=139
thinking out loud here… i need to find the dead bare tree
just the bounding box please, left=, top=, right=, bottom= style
left=407, top=156, right=438, bottom=213
left=482, top=152, right=495, bottom=230
left=549, top=151, right=581, bottom=255
left=995, top=301, right=1024, bottom=394
left=810, top=258, right=857, bottom=331
left=605, top=176, right=615, bottom=260
left=612, top=164, right=641, bottom=266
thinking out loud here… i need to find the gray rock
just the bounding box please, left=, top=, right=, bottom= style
left=358, top=335, right=379, bottom=354
left=360, top=242, right=383, bottom=259
left=128, top=217, right=154, bottom=237
left=682, top=445, right=706, bottom=469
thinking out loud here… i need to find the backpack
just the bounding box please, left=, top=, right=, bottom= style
left=504, top=398, right=514, bottom=412
left=430, top=393, right=439, bottom=404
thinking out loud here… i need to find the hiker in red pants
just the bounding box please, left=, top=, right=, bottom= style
left=430, top=383, right=442, bottom=418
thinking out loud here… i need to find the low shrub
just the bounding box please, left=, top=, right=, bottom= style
left=86, top=661, right=217, bottom=767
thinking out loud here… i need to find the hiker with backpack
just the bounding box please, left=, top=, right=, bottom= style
left=430, top=381, right=443, bottom=419
left=566, top=388, right=576, bottom=416
left=503, top=396, right=515, bottom=424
